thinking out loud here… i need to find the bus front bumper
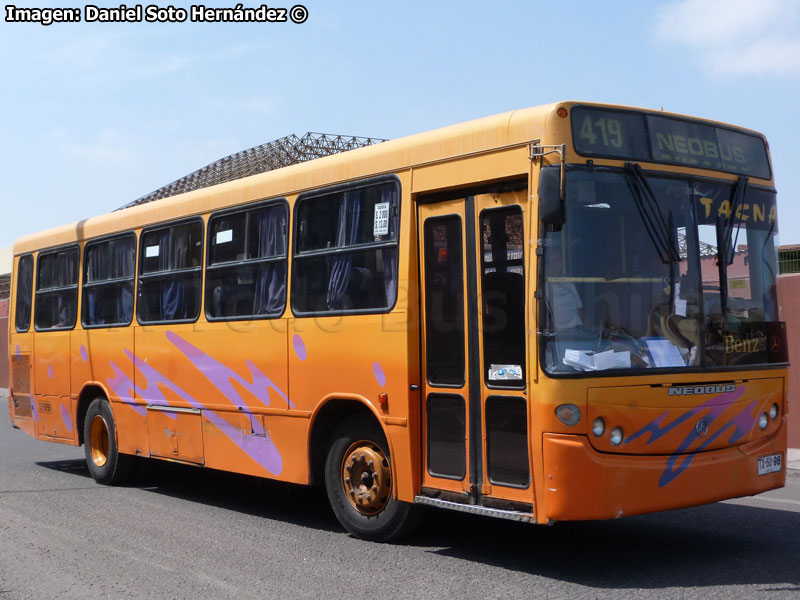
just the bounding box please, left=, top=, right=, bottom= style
left=541, top=423, right=787, bottom=522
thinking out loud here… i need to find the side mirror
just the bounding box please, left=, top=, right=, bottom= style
left=538, top=166, right=565, bottom=228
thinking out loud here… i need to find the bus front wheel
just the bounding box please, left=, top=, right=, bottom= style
left=83, top=397, right=134, bottom=485
left=324, top=415, right=419, bottom=542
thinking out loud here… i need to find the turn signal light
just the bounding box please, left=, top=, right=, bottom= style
left=555, top=404, right=581, bottom=426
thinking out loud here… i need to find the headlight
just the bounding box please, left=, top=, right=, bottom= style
left=592, top=418, right=605, bottom=437
left=769, top=404, right=779, bottom=420
left=610, top=427, right=624, bottom=446
left=759, top=413, right=768, bottom=430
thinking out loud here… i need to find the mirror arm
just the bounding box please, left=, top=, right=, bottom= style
left=530, top=142, right=566, bottom=200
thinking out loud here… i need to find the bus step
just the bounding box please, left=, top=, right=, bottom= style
left=414, top=496, right=533, bottom=523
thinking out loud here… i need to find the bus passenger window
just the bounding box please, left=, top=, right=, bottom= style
left=206, top=203, right=288, bottom=320
left=480, top=207, right=526, bottom=386
left=82, top=235, right=136, bottom=327
left=138, top=220, right=203, bottom=323
left=424, top=217, right=465, bottom=386
left=14, top=254, right=34, bottom=332
left=292, top=180, right=399, bottom=314
left=34, top=246, right=80, bottom=330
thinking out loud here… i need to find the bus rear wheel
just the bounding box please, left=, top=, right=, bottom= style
left=83, top=397, right=134, bottom=485
left=324, top=416, right=419, bottom=542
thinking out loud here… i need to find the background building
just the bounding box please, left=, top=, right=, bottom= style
left=778, top=244, right=800, bottom=447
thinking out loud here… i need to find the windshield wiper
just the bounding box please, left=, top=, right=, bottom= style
left=716, top=176, right=748, bottom=318
left=719, top=176, right=748, bottom=266
left=624, top=163, right=681, bottom=265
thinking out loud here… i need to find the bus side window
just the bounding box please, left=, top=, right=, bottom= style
left=82, top=234, right=136, bottom=327
left=205, top=202, right=288, bottom=320
left=14, top=254, right=34, bottom=332
left=34, top=247, right=79, bottom=330
left=292, top=180, right=399, bottom=314
left=138, top=220, right=203, bottom=323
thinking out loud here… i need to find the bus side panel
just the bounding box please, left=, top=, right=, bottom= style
left=134, top=320, right=300, bottom=481
left=33, top=331, right=70, bottom=398
left=201, top=411, right=309, bottom=483
left=191, top=318, right=305, bottom=483
left=32, top=329, right=75, bottom=441
left=288, top=313, right=417, bottom=502
left=72, top=326, right=146, bottom=456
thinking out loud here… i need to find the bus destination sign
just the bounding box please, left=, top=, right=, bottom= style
left=571, top=107, right=771, bottom=179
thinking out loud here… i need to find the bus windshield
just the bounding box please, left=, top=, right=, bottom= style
left=541, top=166, right=784, bottom=374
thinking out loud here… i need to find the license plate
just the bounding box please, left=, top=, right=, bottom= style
left=757, top=453, right=782, bottom=475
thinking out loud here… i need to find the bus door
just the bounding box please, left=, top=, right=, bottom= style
left=418, top=189, right=532, bottom=510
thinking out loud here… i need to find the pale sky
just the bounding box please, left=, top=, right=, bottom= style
left=1, top=0, right=799, bottom=249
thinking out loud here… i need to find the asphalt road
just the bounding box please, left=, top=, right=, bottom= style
left=1, top=404, right=799, bottom=599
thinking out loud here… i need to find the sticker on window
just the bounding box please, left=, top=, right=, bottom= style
left=488, top=364, right=523, bottom=380
left=374, top=202, right=390, bottom=236
left=145, top=245, right=160, bottom=258
left=216, top=229, right=233, bottom=244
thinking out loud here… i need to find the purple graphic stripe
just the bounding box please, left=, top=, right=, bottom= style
left=105, top=340, right=284, bottom=475
left=61, top=404, right=73, bottom=433
left=659, top=401, right=758, bottom=487
left=204, top=409, right=282, bottom=475
left=107, top=360, right=147, bottom=416
left=624, top=387, right=746, bottom=446
left=293, top=334, right=307, bottom=361
left=166, top=330, right=293, bottom=409
left=622, top=387, right=761, bottom=487
left=372, top=362, right=386, bottom=387
left=127, top=350, right=200, bottom=419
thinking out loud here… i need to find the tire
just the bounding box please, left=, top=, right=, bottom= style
left=83, top=397, right=134, bottom=485
left=324, top=415, right=420, bottom=542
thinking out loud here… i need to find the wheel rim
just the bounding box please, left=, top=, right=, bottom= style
left=89, top=415, right=110, bottom=468
left=341, top=441, right=392, bottom=516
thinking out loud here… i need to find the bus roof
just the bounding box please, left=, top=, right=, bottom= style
left=12, top=101, right=770, bottom=255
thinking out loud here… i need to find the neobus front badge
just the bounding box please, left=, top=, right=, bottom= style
left=668, top=384, right=737, bottom=396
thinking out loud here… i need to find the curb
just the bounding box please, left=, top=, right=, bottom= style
left=788, top=448, right=800, bottom=473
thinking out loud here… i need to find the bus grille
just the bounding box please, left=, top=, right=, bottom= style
left=11, top=354, right=30, bottom=393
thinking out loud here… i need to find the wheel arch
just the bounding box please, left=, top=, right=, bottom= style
left=307, top=394, right=392, bottom=487
left=76, top=381, right=112, bottom=446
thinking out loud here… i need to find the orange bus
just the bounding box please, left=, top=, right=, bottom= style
left=7, top=102, right=787, bottom=541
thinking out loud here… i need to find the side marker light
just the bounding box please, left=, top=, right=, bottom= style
left=556, top=404, right=581, bottom=426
